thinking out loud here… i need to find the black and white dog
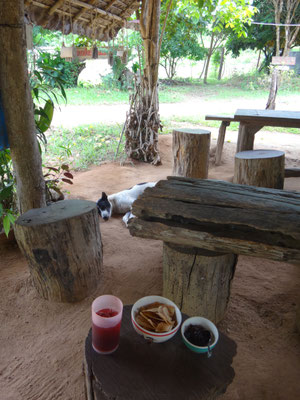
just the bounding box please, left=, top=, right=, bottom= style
left=97, top=182, right=156, bottom=226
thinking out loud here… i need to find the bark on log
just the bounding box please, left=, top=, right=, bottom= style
left=0, top=1, right=46, bottom=213
left=14, top=200, right=103, bottom=302
left=129, top=177, right=300, bottom=264
left=163, top=243, right=237, bottom=323
left=172, top=127, right=233, bottom=322
left=234, top=149, right=285, bottom=189
left=172, top=128, right=211, bottom=178
left=236, top=123, right=262, bottom=153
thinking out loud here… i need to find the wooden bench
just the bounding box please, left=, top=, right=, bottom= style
left=129, top=177, right=300, bottom=327
left=205, top=115, right=236, bottom=165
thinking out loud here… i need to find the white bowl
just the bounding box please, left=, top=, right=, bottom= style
left=181, top=316, right=219, bottom=354
left=131, top=295, right=182, bottom=343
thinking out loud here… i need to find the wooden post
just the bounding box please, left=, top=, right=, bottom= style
left=236, top=123, right=262, bottom=153
left=172, top=128, right=211, bottom=178
left=14, top=200, right=103, bottom=302
left=233, top=149, right=285, bottom=189
left=163, top=244, right=237, bottom=323
left=167, top=130, right=236, bottom=322
left=0, top=0, right=46, bottom=213
left=215, top=121, right=230, bottom=166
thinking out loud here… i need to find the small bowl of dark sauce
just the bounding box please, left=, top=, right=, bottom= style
left=181, top=317, right=219, bottom=355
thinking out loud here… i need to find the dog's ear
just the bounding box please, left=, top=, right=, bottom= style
left=102, top=192, right=107, bottom=199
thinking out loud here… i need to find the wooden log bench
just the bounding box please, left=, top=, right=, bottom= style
left=129, top=177, right=300, bottom=326
left=205, top=115, right=236, bottom=166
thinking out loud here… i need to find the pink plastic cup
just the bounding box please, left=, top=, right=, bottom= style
left=91, top=295, right=123, bottom=354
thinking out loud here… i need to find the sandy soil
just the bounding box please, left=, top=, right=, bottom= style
left=1, top=129, right=300, bottom=400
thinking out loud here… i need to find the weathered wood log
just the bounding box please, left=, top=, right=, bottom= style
left=84, top=305, right=237, bottom=400
left=163, top=243, right=237, bottom=323
left=236, top=123, right=262, bottom=153
left=172, top=128, right=211, bottom=178
left=14, top=200, right=103, bottom=302
left=285, top=168, right=300, bottom=178
left=205, top=116, right=235, bottom=166
left=129, top=177, right=300, bottom=263
left=234, top=149, right=285, bottom=189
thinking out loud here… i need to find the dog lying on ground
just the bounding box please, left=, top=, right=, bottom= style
left=97, top=182, right=156, bottom=225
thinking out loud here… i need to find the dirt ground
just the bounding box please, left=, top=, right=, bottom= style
left=1, top=130, right=300, bottom=400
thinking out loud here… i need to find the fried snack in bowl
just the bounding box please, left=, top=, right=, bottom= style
left=131, top=296, right=182, bottom=343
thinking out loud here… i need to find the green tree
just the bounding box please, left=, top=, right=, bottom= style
left=160, top=10, right=206, bottom=80
left=226, top=0, right=300, bottom=72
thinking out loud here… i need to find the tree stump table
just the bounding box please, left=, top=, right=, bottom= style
left=15, top=199, right=103, bottom=302
left=172, top=128, right=211, bottom=179
left=84, top=305, right=237, bottom=400
left=233, top=149, right=285, bottom=189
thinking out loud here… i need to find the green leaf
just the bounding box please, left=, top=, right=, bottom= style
left=3, top=215, right=10, bottom=237
left=36, top=99, right=54, bottom=133
left=7, top=213, right=16, bottom=224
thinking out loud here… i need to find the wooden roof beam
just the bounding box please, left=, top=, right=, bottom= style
left=120, top=0, right=139, bottom=17
left=104, top=0, right=120, bottom=10
left=73, top=0, right=97, bottom=22
left=49, top=0, right=65, bottom=16
left=69, top=0, right=123, bottom=22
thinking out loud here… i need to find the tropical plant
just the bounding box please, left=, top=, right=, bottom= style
left=35, top=51, right=86, bottom=88
left=0, top=149, right=17, bottom=236
left=0, top=54, right=70, bottom=236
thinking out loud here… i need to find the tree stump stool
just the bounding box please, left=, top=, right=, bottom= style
left=233, top=149, right=285, bottom=189
left=172, top=128, right=211, bottom=178
left=166, top=128, right=236, bottom=323
left=14, top=200, right=103, bottom=302
left=84, top=305, right=237, bottom=400
left=163, top=244, right=237, bottom=323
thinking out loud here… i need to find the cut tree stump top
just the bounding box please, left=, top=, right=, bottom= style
left=16, top=199, right=97, bottom=226
left=173, top=128, right=211, bottom=135
left=84, top=305, right=236, bottom=400
left=235, top=149, right=285, bottom=160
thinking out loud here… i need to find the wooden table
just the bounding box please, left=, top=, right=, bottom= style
left=235, top=109, right=300, bottom=153
left=84, top=305, right=237, bottom=400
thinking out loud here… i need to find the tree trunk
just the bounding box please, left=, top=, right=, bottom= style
left=163, top=243, right=237, bottom=324
left=218, top=47, right=225, bottom=80
left=170, top=128, right=234, bottom=323
left=266, top=68, right=279, bottom=110
left=234, top=149, right=285, bottom=189
left=172, top=128, right=211, bottom=179
left=203, top=32, right=215, bottom=84
left=0, top=0, right=46, bottom=214
left=124, top=0, right=161, bottom=165
left=14, top=200, right=103, bottom=302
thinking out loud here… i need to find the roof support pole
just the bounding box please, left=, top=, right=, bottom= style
left=0, top=0, right=46, bottom=213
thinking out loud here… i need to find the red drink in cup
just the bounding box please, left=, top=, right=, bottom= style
left=92, top=295, right=123, bottom=354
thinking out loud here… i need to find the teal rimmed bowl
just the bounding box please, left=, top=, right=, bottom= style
left=181, top=316, right=219, bottom=354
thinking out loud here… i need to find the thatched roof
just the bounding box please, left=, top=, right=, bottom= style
left=24, top=0, right=140, bottom=41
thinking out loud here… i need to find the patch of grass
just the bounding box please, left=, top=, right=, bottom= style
left=44, top=123, right=125, bottom=170
left=62, top=87, right=129, bottom=105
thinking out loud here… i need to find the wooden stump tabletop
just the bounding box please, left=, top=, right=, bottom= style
left=84, top=305, right=237, bottom=400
